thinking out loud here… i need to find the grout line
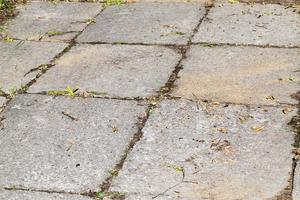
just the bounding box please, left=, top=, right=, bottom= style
left=8, top=39, right=300, bottom=50
left=3, top=187, right=95, bottom=197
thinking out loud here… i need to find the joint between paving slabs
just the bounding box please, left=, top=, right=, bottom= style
left=3, top=186, right=96, bottom=198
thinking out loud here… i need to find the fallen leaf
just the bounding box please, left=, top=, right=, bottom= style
left=251, top=126, right=264, bottom=133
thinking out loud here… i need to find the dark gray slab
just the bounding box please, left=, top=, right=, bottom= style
left=109, top=100, right=295, bottom=199
left=293, top=162, right=300, bottom=200
left=172, top=45, right=300, bottom=105
left=0, top=95, right=146, bottom=193
left=5, top=1, right=102, bottom=41
left=0, top=41, right=67, bottom=93
left=77, top=3, right=205, bottom=45
left=28, top=44, right=181, bottom=97
left=193, top=3, right=300, bottom=46
left=0, top=189, right=91, bottom=200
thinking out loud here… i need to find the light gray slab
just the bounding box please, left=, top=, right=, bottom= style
left=193, top=3, right=300, bottom=46
left=28, top=44, right=181, bottom=97
left=0, top=41, right=67, bottom=93
left=0, top=94, right=146, bottom=193
left=172, top=45, right=300, bottom=105
left=77, top=3, right=205, bottom=45
left=5, top=1, right=102, bottom=41
left=0, top=189, right=91, bottom=200
left=109, top=99, right=295, bottom=199
left=293, top=162, right=300, bottom=200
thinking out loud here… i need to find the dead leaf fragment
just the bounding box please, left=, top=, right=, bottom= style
left=251, top=126, right=264, bottom=133
left=282, top=106, right=293, bottom=114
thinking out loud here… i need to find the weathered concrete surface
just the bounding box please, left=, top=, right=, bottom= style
left=293, top=162, right=300, bottom=200
left=193, top=3, right=300, bottom=46
left=172, top=45, right=300, bottom=105
left=0, top=95, right=146, bottom=193
left=0, top=189, right=91, bottom=200
left=0, top=41, right=67, bottom=93
left=109, top=100, right=295, bottom=199
left=28, top=44, right=181, bottom=97
left=77, top=3, right=204, bottom=45
left=5, top=1, right=102, bottom=41
left=0, top=97, right=6, bottom=107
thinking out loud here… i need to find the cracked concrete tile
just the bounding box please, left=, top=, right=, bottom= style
left=0, top=94, right=146, bottom=193
left=28, top=44, right=181, bottom=97
left=109, top=99, right=295, bottom=200
left=0, top=189, right=91, bottom=200
left=4, top=1, right=102, bottom=41
left=293, top=162, right=300, bottom=199
left=172, top=45, right=300, bottom=105
left=0, top=41, right=67, bottom=93
left=77, top=3, right=205, bottom=45
left=193, top=3, right=300, bottom=46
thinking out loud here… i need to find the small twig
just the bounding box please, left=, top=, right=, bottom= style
left=152, top=168, right=185, bottom=199
left=62, top=111, right=79, bottom=121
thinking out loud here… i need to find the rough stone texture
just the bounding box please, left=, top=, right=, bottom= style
left=0, top=95, right=146, bottom=193
left=5, top=1, right=102, bottom=41
left=0, top=97, right=6, bottom=107
left=28, top=44, right=181, bottom=97
left=109, top=100, right=295, bottom=199
left=77, top=3, right=205, bottom=45
left=172, top=45, right=300, bottom=105
left=0, top=189, right=91, bottom=200
left=293, top=162, right=300, bottom=200
left=193, top=3, right=300, bottom=46
left=0, top=41, right=67, bottom=93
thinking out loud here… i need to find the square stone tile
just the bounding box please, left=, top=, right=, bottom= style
left=0, top=41, right=67, bottom=93
left=77, top=3, right=205, bottom=45
left=0, top=189, right=91, bottom=200
left=109, top=99, right=295, bottom=199
left=172, top=45, right=300, bottom=105
left=293, top=162, right=300, bottom=200
left=0, top=94, right=146, bottom=193
left=4, top=1, right=102, bottom=41
left=193, top=3, right=300, bottom=46
left=28, top=44, right=181, bottom=97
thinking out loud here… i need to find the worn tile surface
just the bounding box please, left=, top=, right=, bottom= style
left=109, top=100, right=295, bottom=199
left=77, top=3, right=204, bottom=45
left=28, top=44, right=181, bottom=97
left=293, top=162, right=300, bottom=200
left=0, top=41, right=67, bottom=93
left=0, top=97, right=6, bottom=107
left=172, top=45, right=300, bottom=105
left=5, top=1, right=102, bottom=41
left=0, top=189, right=91, bottom=200
left=0, top=95, right=146, bottom=193
left=193, top=3, right=300, bottom=46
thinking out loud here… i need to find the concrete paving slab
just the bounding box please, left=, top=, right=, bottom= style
left=193, top=3, right=300, bottom=46
left=172, top=45, right=300, bottom=105
left=293, top=162, right=300, bottom=200
left=109, top=99, right=295, bottom=199
left=0, top=41, right=67, bottom=93
left=5, top=1, right=102, bottom=41
left=77, top=3, right=205, bottom=45
left=28, top=44, right=181, bottom=97
left=0, top=189, right=91, bottom=200
left=0, top=94, right=146, bottom=193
